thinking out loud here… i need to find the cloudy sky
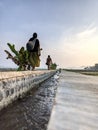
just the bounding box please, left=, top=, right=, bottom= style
left=0, top=0, right=98, bottom=69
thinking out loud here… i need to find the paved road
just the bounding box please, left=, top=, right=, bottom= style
left=47, top=70, right=98, bottom=130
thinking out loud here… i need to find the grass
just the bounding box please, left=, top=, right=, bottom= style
left=64, top=69, right=98, bottom=76
left=80, top=72, right=98, bottom=76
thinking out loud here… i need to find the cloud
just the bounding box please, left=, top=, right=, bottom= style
left=52, top=26, right=98, bottom=68
left=76, top=27, right=97, bottom=38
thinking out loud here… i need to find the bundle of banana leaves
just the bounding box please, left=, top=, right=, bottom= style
left=5, top=43, right=30, bottom=71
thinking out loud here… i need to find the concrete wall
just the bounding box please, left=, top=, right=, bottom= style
left=0, top=70, right=56, bottom=110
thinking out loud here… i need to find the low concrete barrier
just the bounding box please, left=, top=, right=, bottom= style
left=0, top=70, right=56, bottom=110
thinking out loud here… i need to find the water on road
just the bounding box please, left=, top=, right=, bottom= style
left=0, top=74, right=59, bottom=130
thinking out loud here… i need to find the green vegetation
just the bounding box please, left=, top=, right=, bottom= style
left=64, top=69, right=98, bottom=76
left=5, top=43, right=29, bottom=71
left=80, top=72, right=98, bottom=76
left=50, top=63, right=57, bottom=70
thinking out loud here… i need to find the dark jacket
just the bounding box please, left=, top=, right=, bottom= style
left=29, top=38, right=40, bottom=52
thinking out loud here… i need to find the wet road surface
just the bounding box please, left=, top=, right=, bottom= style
left=47, top=70, right=98, bottom=130
left=0, top=74, right=59, bottom=130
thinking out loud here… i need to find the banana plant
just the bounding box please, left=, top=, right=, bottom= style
left=5, top=43, right=29, bottom=71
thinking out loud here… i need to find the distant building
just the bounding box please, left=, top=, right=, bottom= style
left=95, top=64, right=98, bottom=70
left=84, top=63, right=98, bottom=71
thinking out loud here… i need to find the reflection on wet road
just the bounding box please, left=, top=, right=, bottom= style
left=0, top=75, right=59, bottom=130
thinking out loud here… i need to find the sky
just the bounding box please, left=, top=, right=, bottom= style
left=0, top=0, right=98, bottom=69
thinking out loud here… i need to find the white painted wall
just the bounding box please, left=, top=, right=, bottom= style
left=0, top=70, right=56, bottom=110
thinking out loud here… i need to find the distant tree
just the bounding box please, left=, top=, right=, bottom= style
left=5, top=43, right=29, bottom=71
